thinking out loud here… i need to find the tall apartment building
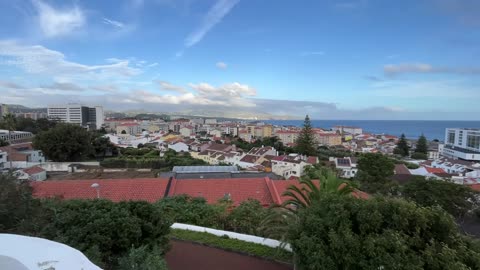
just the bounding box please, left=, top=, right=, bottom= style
left=443, top=128, right=480, bottom=161
left=47, top=104, right=104, bottom=129
left=0, top=104, right=8, bottom=118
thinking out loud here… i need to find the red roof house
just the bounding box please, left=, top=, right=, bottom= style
left=32, top=178, right=169, bottom=202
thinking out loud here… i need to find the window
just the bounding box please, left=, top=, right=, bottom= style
left=467, top=134, right=480, bottom=149
left=448, top=131, right=455, bottom=144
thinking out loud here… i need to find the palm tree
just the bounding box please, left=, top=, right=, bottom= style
left=260, top=166, right=355, bottom=243
left=2, top=114, right=17, bottom=144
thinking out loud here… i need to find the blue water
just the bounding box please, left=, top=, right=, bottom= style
left=266, top=120, right=480, bottom=141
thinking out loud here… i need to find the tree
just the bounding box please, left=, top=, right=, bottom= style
left=33, top=124, right=93, bottom=162
left=410, top=152, right=428, bottom=160
left=355, top=153, right=395, bottom=194
left=288, top=194, right=480, bottom=270
left=0, top=173, right=43, bottom=234
left=261, top=167, right=355, bottom=241
left=227, top=199, right=267, bottom=236
left=1, top=113, right=17, bottom=143
left=415, top=134, right=428, bottom=155
left=40, top=200, right=171, bottom=268
left=91, top=135, right=118, bottom=160
left=394, top=133, right=409, bottom=157
left=295, top=115, right=317, bottom=156
left=0, top=138, right=9, bottom=146
left=402, top=177, right=479, bottom=219
left=118, top=245, right=167, bottom=270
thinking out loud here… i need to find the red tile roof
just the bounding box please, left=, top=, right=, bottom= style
left=31, top=178, right=169, bottom=203
left=425, top=167, right=446, bottom=174
left=470, top=184, right=480, bottom=191
left=168, top=178, right=274, bottom=206
left=22, top=166, right=45, bottom=175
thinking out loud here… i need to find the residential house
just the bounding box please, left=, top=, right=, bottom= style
left=16, top=166, right=47, bottom=181
left=179, top=126, right=194, bottom=137
left=271, top=154, right=309, bottom=179
left=330, top=157, right=358, bottom=178
left=116, top=123, right=141, bottom=135
left=168, top=141, right=189, bottom=153
left=315, top=132, right=342, bottom=146
left=0, top=142, right=45, bottom=168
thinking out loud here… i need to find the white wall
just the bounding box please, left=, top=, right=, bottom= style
left=171, top=223, right=292, bottom=252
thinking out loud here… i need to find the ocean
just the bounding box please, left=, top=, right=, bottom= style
left=265, top=120, right=480, bottom=141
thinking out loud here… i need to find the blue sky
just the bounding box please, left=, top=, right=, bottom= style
left=0, top=0, right=479, bottom=120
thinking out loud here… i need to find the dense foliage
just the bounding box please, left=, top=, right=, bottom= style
left=295, top=115, right=317, bottom=156
left=394, top=133, right=409, bottom=157
left=411, top=152, right=428, bottom=160
left=232, top=136, right=293, bottom=154
left=0, top=114, right=57, bottom=134
left=227, top=199, right=268, bottom=236
left=100, top=149, right=207, bottom=169
left=355, top=153, right=395, bottom=194
left=402, top=177, right=479, bottom=219
left=415, top=134, right=428, bottom=154
left=288, top=194, right=480, bottom=270
left=33, top=124, right=93, bottom=161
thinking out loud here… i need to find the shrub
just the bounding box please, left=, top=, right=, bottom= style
left=411, top=152, right=428, bottom=160
left=227, top=199, right=269, bottom=236
left=288, top=194, right=480, bottom=270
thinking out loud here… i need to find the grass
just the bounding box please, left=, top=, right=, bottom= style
left=170, top=229, right=293, bottom=263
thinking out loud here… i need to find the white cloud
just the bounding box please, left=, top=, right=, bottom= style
left=32, top=0, right=85, bottom=38
left=156, top=80, right=188, bottom=93
left=384, top=62, right=480, bottom=76
left=216, top=61, right=227, bottom=69
left=300, top=51, right=325, bottom=57
left=41, top=82, right=84, bottom=92
left=184, top=0, right=240, bottom=48
left=147, top=62, right=159, bottom=67
left=91, top=84, right=119, bottom=93
left=103, top=18, right=125, bottom=28
left=0, top=80, right=26, bottom=89
left=0, top=41, right=141, bottom=78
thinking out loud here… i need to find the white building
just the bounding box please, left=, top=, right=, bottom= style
left=332, top=126, right=363, bottom=135
left=0, top=130, right=34, bottom=143
left=271, top=155, right=309, bottom=179
left=168, top=142, right=189, bottom=153
left=443, top=128, right=480, bottom=161
left=205, top=118, right=217, bottom=124
left=329, top=156, right=358, bottom=178
left=48, top=104, right=104, bottom=129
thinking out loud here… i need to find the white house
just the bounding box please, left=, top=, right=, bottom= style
left=271, top=155, right=308, bottom=179
left=179, top=127, right=194, bottom=137
left=330, top=157, right=358, bottom=178
left=15, top=166, right=47, bottom=181
left=168, top=142, right=189, bottom=153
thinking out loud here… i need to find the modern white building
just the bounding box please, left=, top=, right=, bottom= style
left=48, top=104, right=104, bottom=129
left=332, top=126, right=363, bottom=135
left=443, top=128, right=480, bottom=161
left=0, top=130, right=34, bottom=143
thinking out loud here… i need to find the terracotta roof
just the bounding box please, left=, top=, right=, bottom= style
left=31, top=179, right=169, bottom=203
left=240, top=154, right=257, bottom=163
left=168, top=178, right=274, bottom=206
left=22, top=166, right=45, bottom=175
left=394, top=164, right=411, bottom=175
left=470, top=184, right=480, bottom=191
left=425, top=167, right=446, bottom=174
left=306, top=156, right=318, bottom=165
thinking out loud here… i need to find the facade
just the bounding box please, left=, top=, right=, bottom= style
left=332, top=126, right=363, bottom=135
left=17, top=166, right=47, bottom=181
left=168, top=142, right=189, bottom=153
left=443, top=128, right=480, bottom=161
left=315, top=133, right=342, bottom=146
left=0, top=130, right=34, bottom=143
left=330, top=157, right=358, bottom=178
left=48, top=104, right=104, bottom=129
left=116, top=123, right=141, bottom=135
left=205, top=119, right=217, bottom=124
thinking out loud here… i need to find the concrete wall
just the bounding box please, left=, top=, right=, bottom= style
left=171, top=223, right=292, bottom=252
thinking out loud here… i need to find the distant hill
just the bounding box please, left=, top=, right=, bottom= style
left=5, top=104, right=47, bottom=113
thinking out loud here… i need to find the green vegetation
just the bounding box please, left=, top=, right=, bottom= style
left=232, top=136, right=293, bottom=154
left=170, top=229, right=292, bottom=263
left=100, top=149, right=207, bottom=169
left=394, top=133, right=409, bottom=157
left=410, top=152, right=428, bottom=160
left=355, top=153, right=396, bottom=194
left=0, top=114, right=58, bottom=134
left=117, top=245, right=168, bottom=270
left=402, top=177, right=479, bottom=219
left=295, top=115, right=317, bottom=156
left=288, top=194, right=480, bottom=270
left=415, top=134, right=428, bottom=154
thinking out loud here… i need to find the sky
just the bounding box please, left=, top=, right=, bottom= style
left=0, top=0, right=479, bottom=120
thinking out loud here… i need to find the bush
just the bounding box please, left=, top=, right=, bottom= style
left=226, top=199, right=268, bottom=236
left=411, top=152, right=428, bottom=160
left=117, top=245, right=168, bottom=270
left=171, top=229, right=292, bottom=263
left=39, top=199, right=171, bottom=268
left=288, top=194, right=480, bottom=270
left=156, top=195, right=228, bottom=229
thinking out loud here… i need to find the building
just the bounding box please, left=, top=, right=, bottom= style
left=16, top=166, right=47, bottom=181
left=0, top=130, right=34, bottom=143
left=48, top=104, right=104, bottom=129
left=315, top=133, right=342, bottom=146
left=168, top=142, right=189, bottom=153
left=330, top=157, right=358, bottom=178
left=0, top=142, right=45, bottom=168
left=332, top=126, right=363, bottom=135
left=443, top=128, right=480, bottom=161
left=271, top=155, right=309, bottom=179
left=0, top=104, right=8, bottom=119
left=116, top=123, right=141, bottom=135
left=13, top=112, right=48, bottom=120
left=205, top=119, right=217, bottom=125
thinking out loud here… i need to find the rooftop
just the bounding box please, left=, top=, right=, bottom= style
left=172, top=166, right=238, bottom=173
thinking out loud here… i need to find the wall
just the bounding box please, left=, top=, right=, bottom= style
left=171, top=223, right=292, bottom=252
